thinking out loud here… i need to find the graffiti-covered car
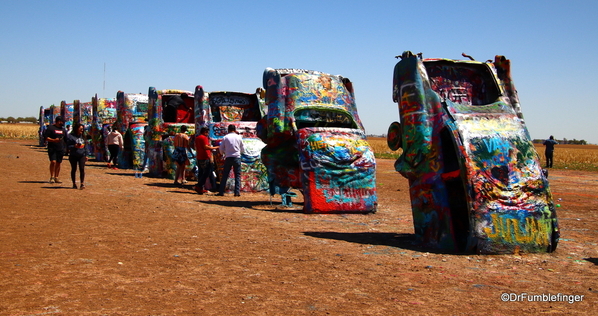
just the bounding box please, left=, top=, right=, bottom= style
left=195, top=87, right=268, bottom=192
left=91, top=95, right=117, bottom=162
left=115, top=91, right=149, bottom=170
left=59, top=101, right=74, bottom=129
left=38, top=105, right=59, bottom=147
left=388, top=51, right=558, bottom=254
left=259, top=68, right=377, bottom=213
left=146, top=88, right=195, bottom=179
left=72, top=99, right=94, bottom=157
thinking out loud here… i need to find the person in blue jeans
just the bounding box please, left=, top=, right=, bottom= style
left=216, top=124, right=244, bottom=197
left=194, top=127, right=219, bottom=194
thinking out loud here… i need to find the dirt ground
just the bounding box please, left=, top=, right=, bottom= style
left=1, top=139, right=596, bottom=315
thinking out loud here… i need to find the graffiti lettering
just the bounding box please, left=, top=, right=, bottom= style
left=483, top=213, right=551, bottom=245
left=480, top=137, right=510, bottom=154
left=324, top=188, right=376, bottom=202
left=211, top=95, right=251, bottom=107
left=437, top=87, right=470, bottom=104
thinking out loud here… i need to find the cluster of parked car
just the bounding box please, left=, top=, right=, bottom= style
left=38, top=53, right=558, bottom=254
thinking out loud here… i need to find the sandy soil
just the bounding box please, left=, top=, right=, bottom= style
left=0, top=139, right=596, bottom=315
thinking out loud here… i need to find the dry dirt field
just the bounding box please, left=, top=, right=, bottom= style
left=1, top=139, right=596, bottom=315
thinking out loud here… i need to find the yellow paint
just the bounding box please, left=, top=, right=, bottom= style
left=483, top=213, right=550, bottom=245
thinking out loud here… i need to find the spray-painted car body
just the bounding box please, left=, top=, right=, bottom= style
left=38, top=106, right=58, bottom=147
left=389, top=51, right=558, bottom=253
left=259, top=68, right=377, bottom=213
left=146, top=88, right=196, bottom=179
left=59, top=101, right=74, bottom=128
left=91, top=96, right=117, bottom=162
left=39, top=105, right=61, bottom=147
left=195, top=86, right=268, bottom=192
left=115, top=92, right=149, bottom=170
left=72, top=100, right=94, bottom=157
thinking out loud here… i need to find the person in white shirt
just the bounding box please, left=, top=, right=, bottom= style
left=216, top=124, right=244, bottom=196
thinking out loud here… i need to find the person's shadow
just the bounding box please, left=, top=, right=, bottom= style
left=20, top=180, right=73, bottom=189
left=199, top=199, right=305, bottom=213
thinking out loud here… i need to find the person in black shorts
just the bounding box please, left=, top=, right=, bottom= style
left=43, top=116, right=67, bottom=183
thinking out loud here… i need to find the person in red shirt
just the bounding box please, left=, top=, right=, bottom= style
left=194, top=127, right=219, bottom=194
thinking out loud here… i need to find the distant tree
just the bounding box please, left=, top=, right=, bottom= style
left=567, top=139, right=588, bottom=145
left=0, top=117, right=5, bottom=122
left=6, top=116, right=15, bottom=123
left=24, top=116, right=38, bottom=123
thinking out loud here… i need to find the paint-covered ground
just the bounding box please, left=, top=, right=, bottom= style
left=1, top=139, right=596, bottom=315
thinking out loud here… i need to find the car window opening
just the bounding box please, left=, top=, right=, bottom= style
left=162, top=94, right=194, bottom=124
left=209, top=94, right=261, bottom=123
left=425, top=62, right=500, bottom=106
left=294, top=108, right=357, bottom=129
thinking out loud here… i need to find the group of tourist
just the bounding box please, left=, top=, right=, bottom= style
left=43, top=116, right=245, bottom=196
left=173, top=124, right=244, bottom=196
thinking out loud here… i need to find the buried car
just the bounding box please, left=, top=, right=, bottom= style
left=91, top=95, right=117, bottom=162
left=388, top=51, right=558, bottom=254
left=115, top=91, right=149, bottom=170
left=195, top=87, right=269, bottom=193
left=259, top=68, right=377, bottom=213
left=146, top=88, right=196, bottom=179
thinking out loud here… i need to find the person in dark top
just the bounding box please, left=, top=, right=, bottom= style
left=543, top=135, right=558, bottom=168
left=66, top=123, right=89, bottom=189
left=43, top=116, right=67, bottom=183
left=164, top=94, right=187, bottom=123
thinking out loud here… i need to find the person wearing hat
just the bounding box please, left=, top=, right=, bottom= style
left=43, top=116, right=67, bottom=183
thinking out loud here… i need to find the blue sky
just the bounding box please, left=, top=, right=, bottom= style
left=1, top=0, right=597, bottom=143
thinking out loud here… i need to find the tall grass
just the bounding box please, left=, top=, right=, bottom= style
left=0, top=123, right=38, bottom=139
left=368, top=137, right=598, bottom=172
left=368, top=137, right=402, bottom=159
left=535, top=144, right=598, bottom=172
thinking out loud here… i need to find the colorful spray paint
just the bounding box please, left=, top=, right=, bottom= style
left=389, top=51, right=558, bottom=254
left=146, top=88, right=196, bottom=179
left=203, top=90, right=268, bottom=193
left=210, top=120, right=268, bottom=192
left=39, top=105, right=60, bottom=147
left=59, top=101, right=74, bottom=129
left=259, top=68, right=377, bottom=213
left=115, top=91, right=149, bottom=170
left=91, top=95, right=117, bottom=162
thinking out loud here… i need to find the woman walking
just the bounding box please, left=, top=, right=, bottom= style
left=66, top=123, right=89, bottom=189
left=105, top=125, right=123, bottom=169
